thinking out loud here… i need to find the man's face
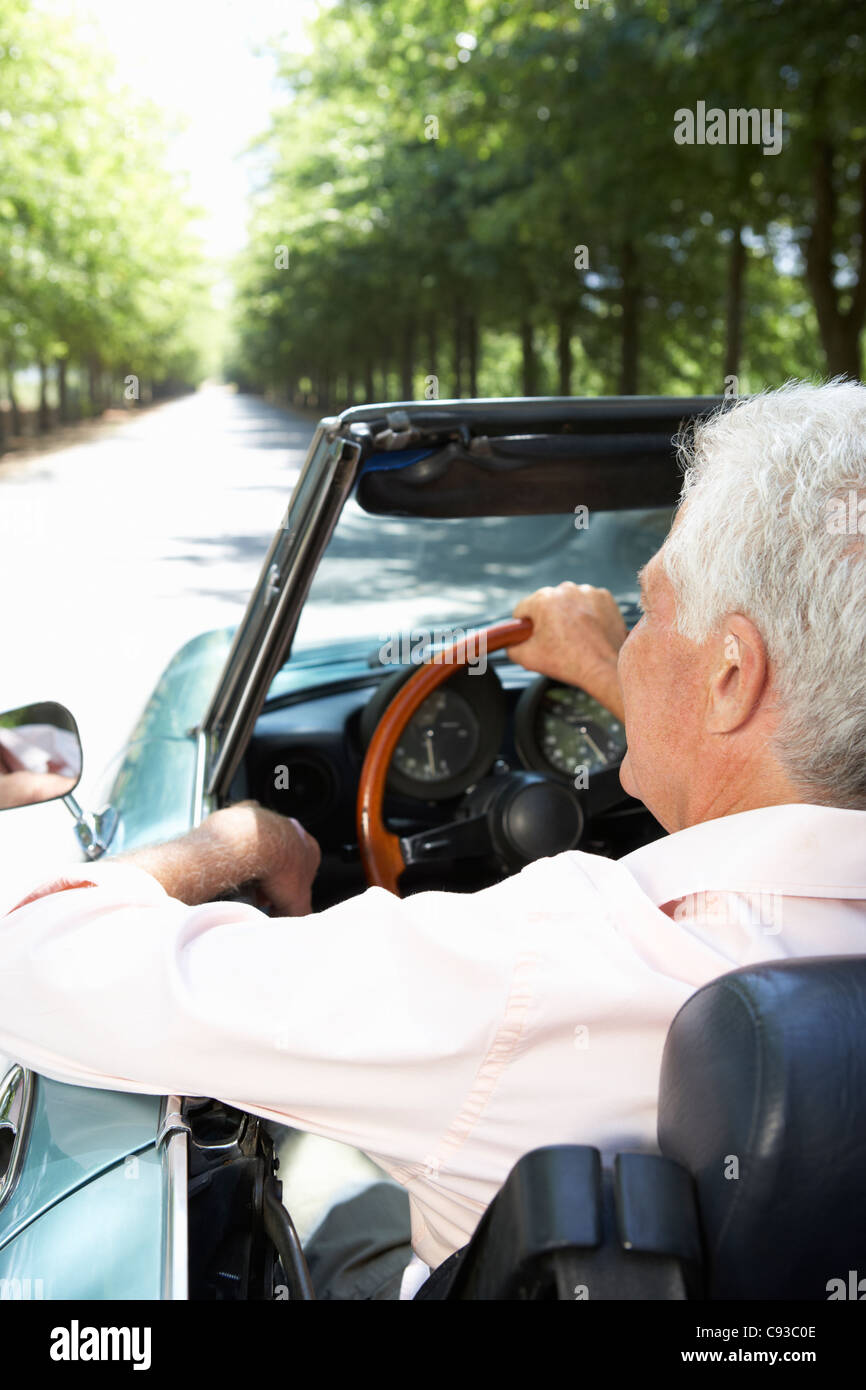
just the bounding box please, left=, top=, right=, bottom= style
left=617, top=544, right=708, bottom=832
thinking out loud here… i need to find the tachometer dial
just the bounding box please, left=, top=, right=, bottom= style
left=392, top=688, right=481, bottom=784
left=514, top=677, right=627, bottom=784
left=536, top=685, right=625, bottom=777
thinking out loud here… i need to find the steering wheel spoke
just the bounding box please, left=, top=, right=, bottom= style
left=400, top=812, right=494, bottom=868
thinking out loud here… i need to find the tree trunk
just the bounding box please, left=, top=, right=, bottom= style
left=453, top=309, right=463, bottom=397
left=427, top=319, right=438, bottom=386
left=557, top=309, right=573, bottom=395
left=364, top=359, right=375, bottom=403
left=345, top=373, right=355, bottom=408
left=724, top=224, right=747, bottom=383
left=7, top=368, right=21, bottom=435
left=38, top=361, right=50, bottom=432
left=58, top=358, right=69, bottom=423
left=400, top=323, right=414, bottom=399
left=619, top=239, right=640, bottom=394
left=467, top=313, right=479, bottom=397
left=805, top=141, right=866, bottom=380
left=88, top=360, right=101, bottom=415
left=520, top=319, right=537, bottom=396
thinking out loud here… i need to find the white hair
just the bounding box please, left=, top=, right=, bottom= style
left=662, top=378, right=866, bottom=809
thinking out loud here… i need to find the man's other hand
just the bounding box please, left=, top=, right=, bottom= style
left=111, top=801, right=322, bottom=914
left=253, top=808, right=322, bottom=916
left=220, top=801, right=321, bottom=916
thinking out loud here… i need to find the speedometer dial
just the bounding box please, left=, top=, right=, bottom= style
left=536, top=685, right=625, bottom=777
left=359, top=660, right=507, bottom=801
left=392, top=688, right=480, bottom=784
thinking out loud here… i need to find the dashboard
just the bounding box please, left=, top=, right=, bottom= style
left=356, top=662, right=628, bottom=798
left=240, top=652, right=659, bottom=907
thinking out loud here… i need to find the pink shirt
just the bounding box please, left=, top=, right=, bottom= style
left=1, top=803, right=865, bottom=1278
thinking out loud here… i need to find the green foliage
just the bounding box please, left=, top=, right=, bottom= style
left=228, top=0, right=866, bottom=404
left=0, top=0, right=210, bottom=415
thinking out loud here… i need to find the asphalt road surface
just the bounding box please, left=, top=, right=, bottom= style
left=0, top=385, right=316, bottom=897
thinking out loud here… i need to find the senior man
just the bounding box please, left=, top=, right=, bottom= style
left=1, top=379, right=865, bottom=1299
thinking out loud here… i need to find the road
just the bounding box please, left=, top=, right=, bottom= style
left=0, top=385, right=316, bottom=897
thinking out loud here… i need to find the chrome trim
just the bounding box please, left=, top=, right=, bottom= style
left=62, top=793, right=120, bottom=861
left=0, top=1065, right=34, bottom=1212
left=158, top=1095, right=189, bottom=1301
left=157, top=1095, right=189, bottom=1148
left=201, top=424, right=362, bottom=800
left=191, top=727, right=209, bottom=829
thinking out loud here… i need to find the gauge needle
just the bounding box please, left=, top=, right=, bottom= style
left=580, top=727, right=609, bottom=765
left=425, top=730, right=437, bottom=775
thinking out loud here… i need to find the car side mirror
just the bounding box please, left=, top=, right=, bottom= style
left=0, top=702, right=83, bottom=812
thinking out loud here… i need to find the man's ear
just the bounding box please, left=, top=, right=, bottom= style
left=705, top=614, right=769, bottom=734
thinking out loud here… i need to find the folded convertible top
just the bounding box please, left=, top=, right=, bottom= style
left=344, top=395, right=725, bottom=517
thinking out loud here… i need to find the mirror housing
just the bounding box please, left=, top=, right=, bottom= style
left=0, top=701, right=83, bottom=811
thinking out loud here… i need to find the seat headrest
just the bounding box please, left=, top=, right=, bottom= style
left=658, top=956, right=866, bottom=1300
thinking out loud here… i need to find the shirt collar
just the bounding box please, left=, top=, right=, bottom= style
left=620, top=803, right=866, bottom=907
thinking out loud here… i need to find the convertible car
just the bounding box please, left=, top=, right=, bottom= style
left=1, top=395, right=864, bottom=1302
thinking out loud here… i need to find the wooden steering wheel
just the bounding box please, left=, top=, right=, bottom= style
left=357, top=617, right=533, bottom=895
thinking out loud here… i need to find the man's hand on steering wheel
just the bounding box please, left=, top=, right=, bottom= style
left=509, top=582, right=627, bottom=723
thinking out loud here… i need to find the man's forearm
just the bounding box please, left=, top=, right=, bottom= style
left=115, top=804, right=281, bottom=905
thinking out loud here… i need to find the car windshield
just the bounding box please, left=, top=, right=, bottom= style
left=290, top=498, right=675, bottom=653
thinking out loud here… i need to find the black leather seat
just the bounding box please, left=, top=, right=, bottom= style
left=416, top=956, right=866, bottom=1300
left=659, top=955, right=866, bottom=1300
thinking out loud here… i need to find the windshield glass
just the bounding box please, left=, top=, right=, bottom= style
left=291, top=499, right=675, bottom=652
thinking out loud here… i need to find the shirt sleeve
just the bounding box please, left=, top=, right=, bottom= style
left=0, top=864, right=523, bottom=1168
left=5, top=859, right=173, bottom=914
